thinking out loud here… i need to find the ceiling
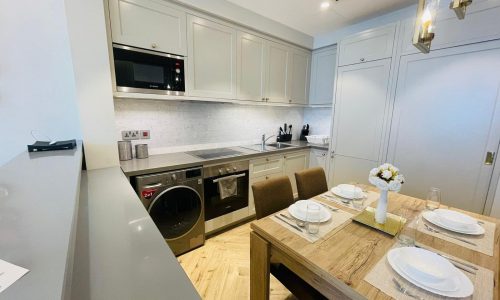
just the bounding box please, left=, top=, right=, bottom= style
left=225, top=0, right=416, bottom=36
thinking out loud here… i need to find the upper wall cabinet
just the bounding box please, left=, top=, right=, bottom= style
left=309, top=46, right=337, bottom=106
left=400, top=0, right=500, bottom=55
left=338, top=23, right=396, bottom=66
left=266, top=41, right=292, bottom=103
left=109, top=0, right=187, bottom=55
left=236, top=32, right=267, bottom=101
left=289, top=49, right=311, bottom=105
left=187, top=15, right=237, bottom=99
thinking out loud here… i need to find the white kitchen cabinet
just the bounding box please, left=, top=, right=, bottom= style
left=330, top=58, right=392, bottom=187
left=309, top=149, right=328, bottom=171
left=249, top=155, right=284, bottom=178
left=289, top=49, right=311, bottom=105
left=187, top=15, right=237, bottom=98
left=266, top=41, right=292, bottom=103
left=109, top=0, right=186, bottom=55
left=236, top=32, right=267, bottom=101
left=309, top=46, right=337, bottom=106
left=338, top=23, right=396, bottom=66
left=284, top=151, right=309, bottom=197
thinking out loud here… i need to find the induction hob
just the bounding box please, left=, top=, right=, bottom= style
left=187, top=148, right=243, bottom=160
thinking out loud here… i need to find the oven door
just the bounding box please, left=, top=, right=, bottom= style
left=204, top=171, right=249, bottom=221
left=113, top=44, right=185, bottom=94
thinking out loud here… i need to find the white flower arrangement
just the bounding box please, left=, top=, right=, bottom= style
left=369, top=163, right=405, bottom=192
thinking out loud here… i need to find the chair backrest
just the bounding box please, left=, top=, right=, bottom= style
left=295, top=167, right=328, bottom=200
left=251, top=176, right=294, bottom=219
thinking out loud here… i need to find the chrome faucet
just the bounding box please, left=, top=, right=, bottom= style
left=261, top=134, right=275, bottom=150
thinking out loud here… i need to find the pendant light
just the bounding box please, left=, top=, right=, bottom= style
left=450, top=0, right=473, bottom=19
left=413, top=0, right=440, bottom=54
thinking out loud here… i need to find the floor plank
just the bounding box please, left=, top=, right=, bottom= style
left=178, top=222, right=296, bottom=300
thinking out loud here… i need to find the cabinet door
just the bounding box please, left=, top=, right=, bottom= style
left=266, top=41, right=291, bottom=103
left=330, top=59, right=392, bottom=186
left=338, top=23, right=395, bottom=66
left=309, top=149, right=327, bottom=170
left=187, top=15, right=237, bottom=98
left=250, top=155, right=284, bottom=178
left=289, top=49, right=311, bottom=105
left=309, top=46, right=337, bottom=106
left=109, top=0, right=186, bottom=55
left=284, top=151, right=309, bottom=197
left=236, top=32, right=267, bottom=102
left=248, top=172, right=284, bottom=216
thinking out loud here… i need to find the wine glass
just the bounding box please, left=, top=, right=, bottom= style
left=426, top=187, right=441, bottom=210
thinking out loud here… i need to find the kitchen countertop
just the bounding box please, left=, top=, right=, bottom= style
left=0, top=143, right=83, bottom=299
left=120, top=140, right=329, bottom=177
left=71, top=167, right=200, bottom=300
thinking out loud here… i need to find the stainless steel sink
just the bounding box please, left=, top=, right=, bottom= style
left=266, top=143, right=296, bottom=149
left=240, top=143, right=296, bottom=152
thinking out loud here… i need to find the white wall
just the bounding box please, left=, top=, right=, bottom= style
left=0, top=0, right=82, bottom=166
left=172, top=0, right=313, bottom=49
left=64, top=0, right=120, bottom=170
left=303, top=107, right=332, bottom=136
left=114, top=99, right=304, bottom=155
left=314, top=5, right=417, bottom=49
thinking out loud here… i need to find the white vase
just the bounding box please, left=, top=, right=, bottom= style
left=375, top=189, right=389, bottom=224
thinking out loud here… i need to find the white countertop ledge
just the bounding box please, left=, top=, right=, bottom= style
left=0, top=142, right=83, bottom=299
left=72, top=167, right=200, bottom=300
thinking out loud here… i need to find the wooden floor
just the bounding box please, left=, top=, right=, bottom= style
left=178, top=222, right=296, bottom=300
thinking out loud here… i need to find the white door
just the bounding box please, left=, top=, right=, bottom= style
left=289, top=49, right=311, bottom=105
left=236, top=32, right=267, bottom=102
left=266, top=41, right=291, bottom=103
left=387, top=43, right=500, bottom=213
left=284, top=152, right=309, bottom=197
left=109, top=0, right=186, bottom=55
left=187, top=15, right=237, bottom=98
left=309, top=46, right=337, bottom=106
left=330, top=59, right=392, bottom=186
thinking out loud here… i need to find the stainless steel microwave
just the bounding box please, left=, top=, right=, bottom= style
left=113, top=44, right=185, bottom=95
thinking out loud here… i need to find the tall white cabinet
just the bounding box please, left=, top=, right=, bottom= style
left=309, top=46, right=337, bottom=106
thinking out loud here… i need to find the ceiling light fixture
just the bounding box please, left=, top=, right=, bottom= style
left=413, top=0, right=440, bottom=54
left=449, top=0, right=472, bottom=19
left=320, top=1, right=331, bottom=9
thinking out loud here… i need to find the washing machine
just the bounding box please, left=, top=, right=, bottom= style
left=135, top=167, right=205, bottom=256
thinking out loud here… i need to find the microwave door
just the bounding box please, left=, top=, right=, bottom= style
left=132, top=63, right=165, bottom=90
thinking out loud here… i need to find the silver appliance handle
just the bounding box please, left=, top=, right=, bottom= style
left=212, top=173, right=246, bottom=183
left=143, top=183, right=162, bottom=189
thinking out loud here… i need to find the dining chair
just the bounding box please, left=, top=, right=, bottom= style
left=295, top=167, right=329, bottom=200
left=251, top=176, right=327, bottom=300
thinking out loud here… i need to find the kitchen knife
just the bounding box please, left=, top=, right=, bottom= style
left=306, top=124, right=309, bottom=130
left=284, top=123, right=287, bottom=134
left=288, top=124, right=292, bottom=134
left=279, top=127, right=284, bottom=135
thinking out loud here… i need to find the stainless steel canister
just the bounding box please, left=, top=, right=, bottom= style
left=135, top=144, right=149, bottom=159
left=118, top=141, right=133, bottom=161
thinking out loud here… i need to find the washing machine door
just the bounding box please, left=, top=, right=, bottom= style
left=148, top=185, right=202, bottom=240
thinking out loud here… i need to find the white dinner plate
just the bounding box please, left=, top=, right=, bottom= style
left=433, top=209, right=478, bottom=231
left=288, top=200, right=331, bottom=223
left=387, top=247, right=474, bottom=298
left=422, top=211, right=485, bottom=235
left=331, top=184, right=366, bottom=200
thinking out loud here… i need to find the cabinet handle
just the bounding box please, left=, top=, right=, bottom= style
left=261, top=97, right=265, bottom=101
left=266, top=158, right=269, bottom=162
left=360, top=57, right=365, bottom=62
left=266, top=176, right=269, bottom=180
left=289, top=99, right=292, bottom=103
left=284, top=155, right=287, bottom=159
left=330, top=150, right=335, bottom=158
left=266, top=98, right=269, bottom=101
left=151, top=43, right=157, bottom=48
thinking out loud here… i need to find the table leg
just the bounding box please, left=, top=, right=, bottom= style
left=250, top=231, right=270, bottom=300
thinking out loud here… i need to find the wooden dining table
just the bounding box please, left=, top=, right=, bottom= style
left=250, top=187, right=500, bottom=299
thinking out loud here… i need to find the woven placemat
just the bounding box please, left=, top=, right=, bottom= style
left=365, top=244, right=494, bottom=300
left=270, top=201, right=354, bottom=243
left=408, top=214, right=496, bottom=256
left=318, top=190, right=379, bottom=211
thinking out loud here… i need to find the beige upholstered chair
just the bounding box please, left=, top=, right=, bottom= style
left=295, top=167, right=329, bottom=200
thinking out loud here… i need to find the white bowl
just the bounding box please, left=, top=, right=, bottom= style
left=434, top=209, right=477, bottom=231
left=305, top=135, right=330, bottom=145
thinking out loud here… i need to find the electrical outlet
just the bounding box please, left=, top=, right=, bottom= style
left=140, top=130, right=150, bottom=139
left=122, top=130, right=140, bottom=140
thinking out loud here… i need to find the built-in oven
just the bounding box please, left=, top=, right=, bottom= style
left=112, top=43, right=185, bottom=95
left=203, top=160, right=249, bottom=234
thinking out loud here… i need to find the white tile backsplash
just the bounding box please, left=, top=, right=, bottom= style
left=303, top=107, right=332, bottom=136
left=114, top=99, right=306, bottom=155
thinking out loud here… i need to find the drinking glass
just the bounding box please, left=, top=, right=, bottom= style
left=306, top=203, right=321, bottom=234
left=396, top=207, right=418, bottom=247
left=426, top=187, right=441, bottom=210
left=352, top=197, right=365, bottom=210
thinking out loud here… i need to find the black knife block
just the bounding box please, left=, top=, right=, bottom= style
left=277, top=134, right=292, bottom=142
left=299, top=129, right=309, bottom=141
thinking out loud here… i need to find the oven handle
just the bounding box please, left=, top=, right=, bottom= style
left=212, top=173, right=247, bottom=183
